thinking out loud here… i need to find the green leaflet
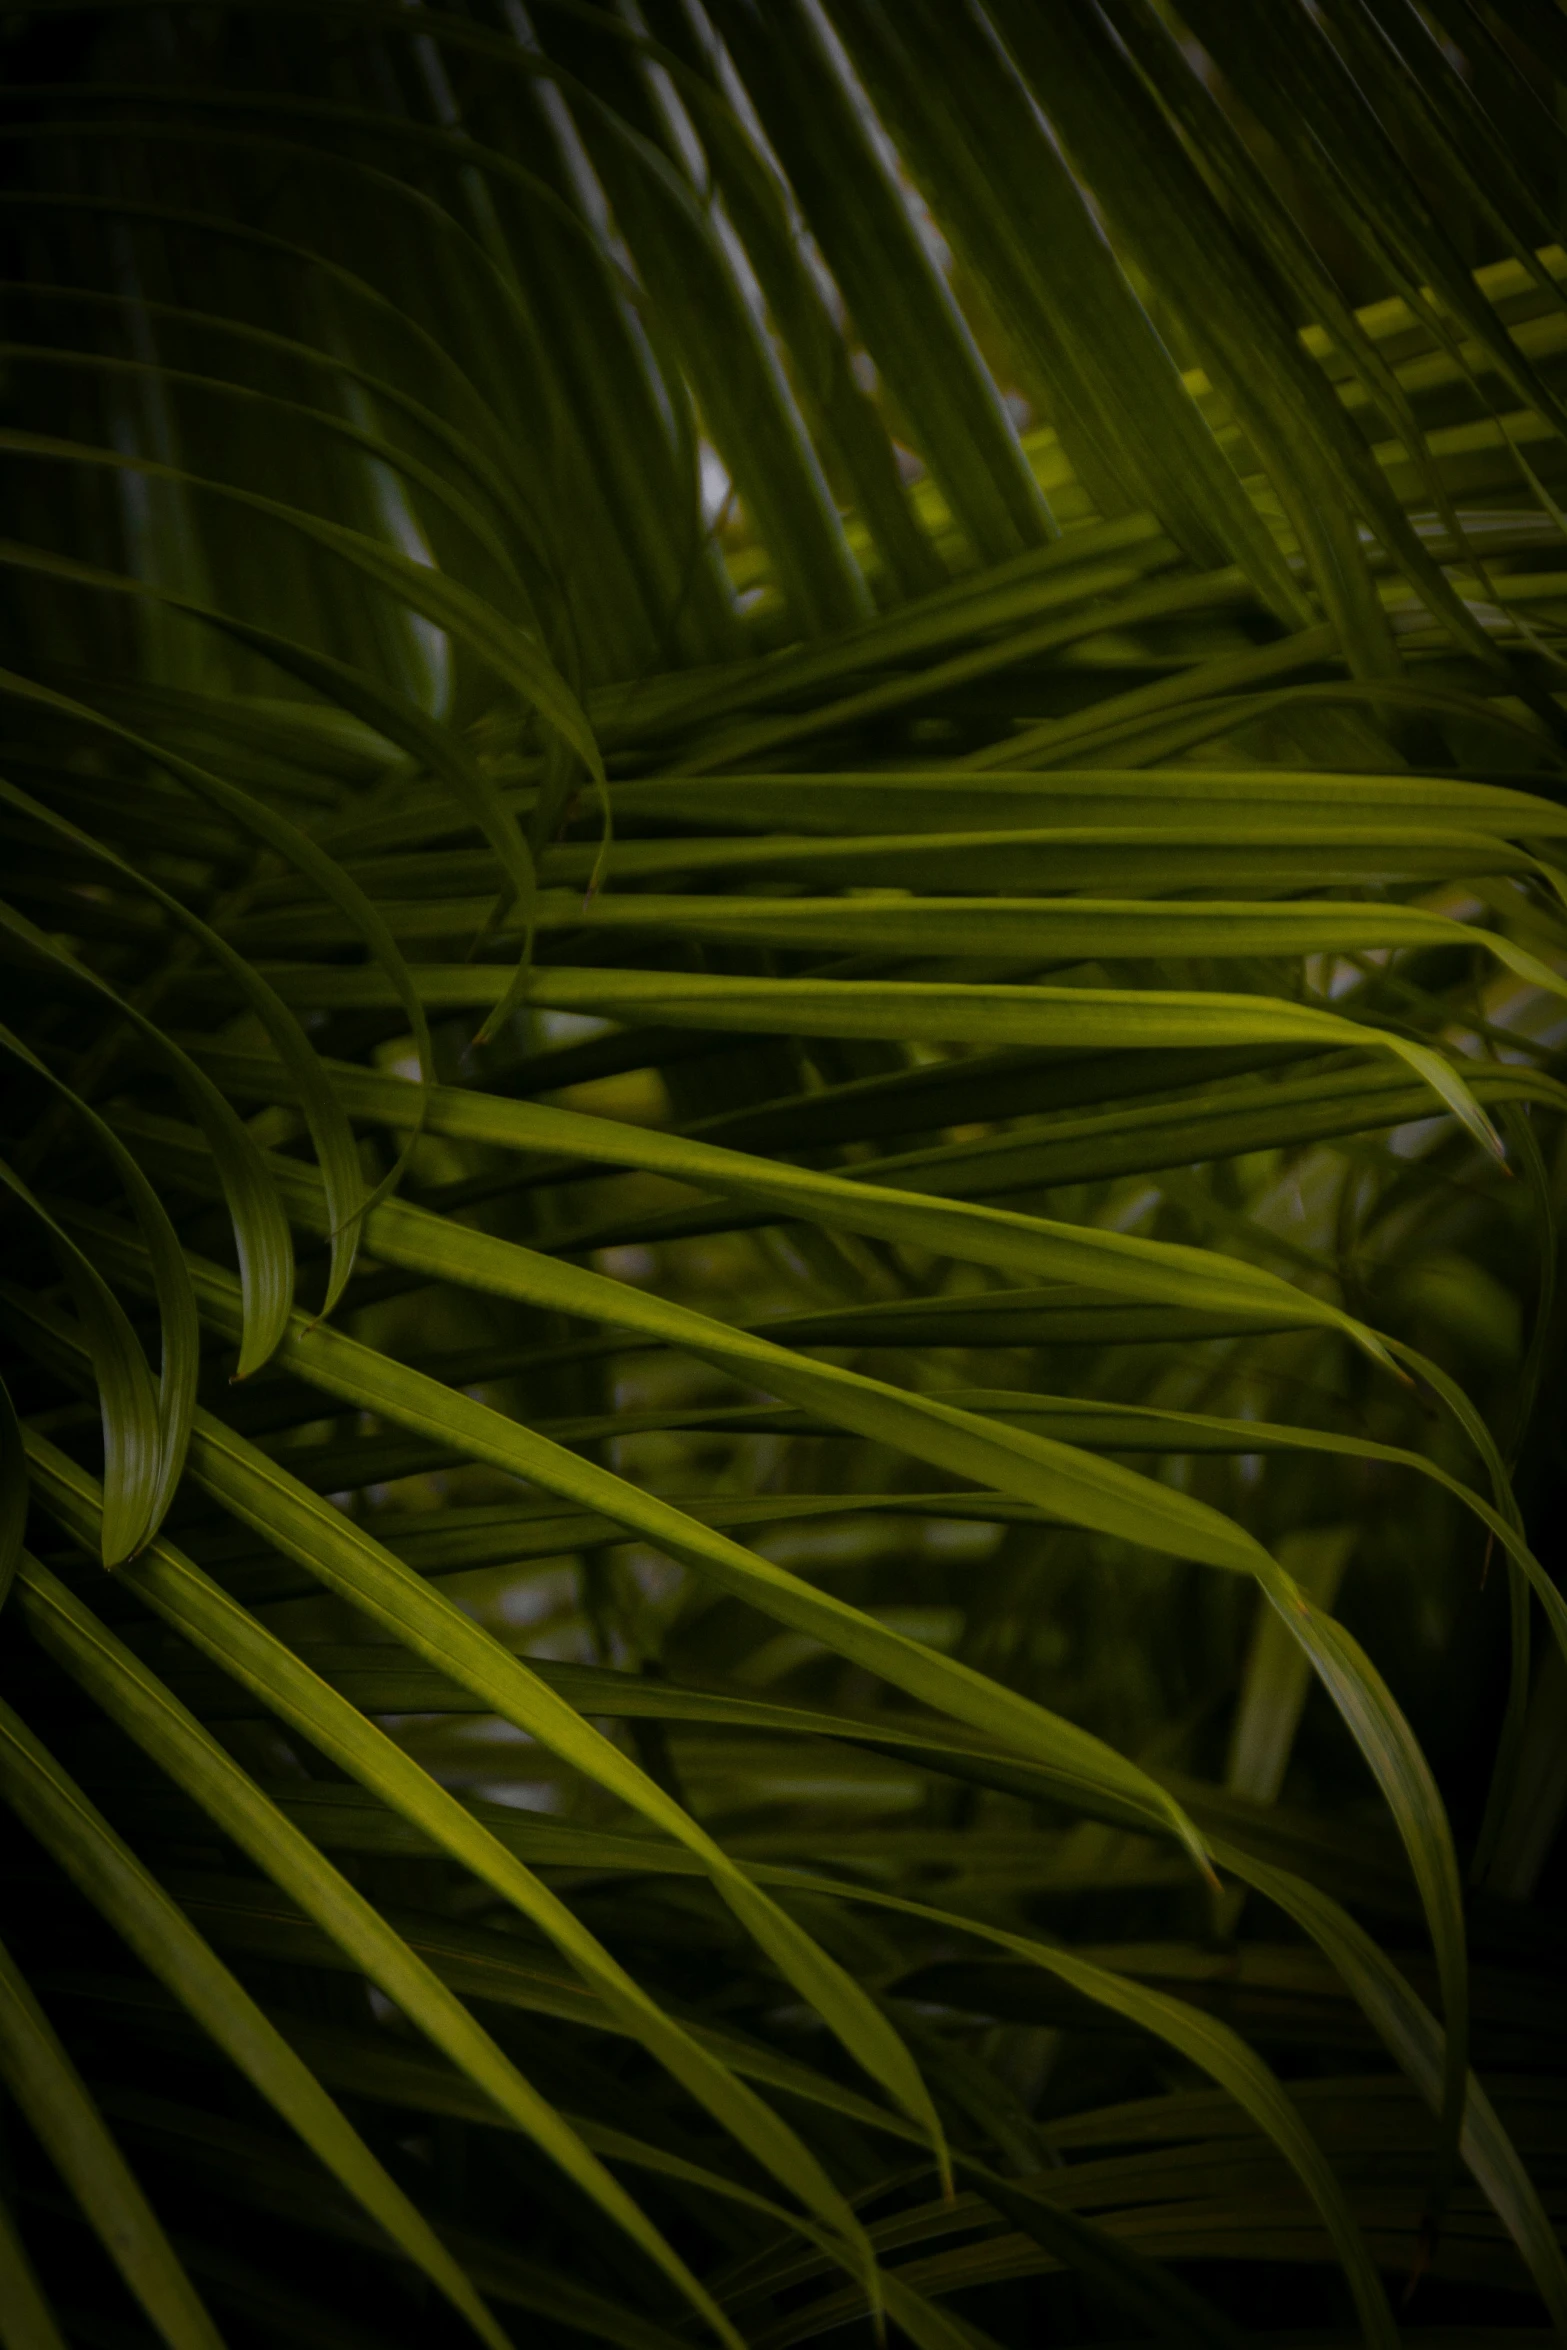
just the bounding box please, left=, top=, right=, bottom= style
left=830, top=0, right=1299, bottom=624
left=85, top=1681, right=1560, bottom=2309
left=0, top=184, right=545, bottom=560
left=663, top=569, right=1260, bottom=773
left=232, top=885, right=1567, bottom=1001
left=0, top=76, right=653, bottom=294
left=1100, top=0, right=1471, bottom=566
left=91, top=1866, right=935, bottom=2152
left=638, top=2, right=948, bottom=604
left=99, top=1106, right=1355, bottom=1559
left=384, top=1955, right=1212, bottom=2345
left=0, top=1830, right=516, bottom=2348
left=0, top=1021, right=197, bottom=1543
left=0, top=1930, right=223, bottom=2350
left=1223, top=1849, right=1567, bottom=2331
left=847, top=1061, right=1567, bottom=1204
left=1470, top=1103, right=1554, bottom=1878
left=1, top=625, right=441, bottom=1287
left=759, top=1889, right=1396, bottom=2350
left=822, top=1826, right=1547, bottom=2319
left=128, top=1980, right=1233, bottom=2344
left=244, top=957, right=1508, bottom=1160
left=0, top=2190, right=66, bottom=2350
left=405, top=886, right=1567, bottom=1004
left=64, top=1981, right=813, bottom=2231
left=971, top=1386, right=1567, bottom=1642
left=69, top=1130, right=1481, bottom=2254
left=50, top=1181, right=1475, bottom=2186
left=531, top=13, right=875, bottom=641
left=452, top=818, right=1542, bottom=891
left=987, top=0, right=1493, bottom=678
left=18, top=1425, right=894, bottom=2282
left=1251, top=1599, right=1469, bottom=2247
left=86, top=1149, right=1269, bottom=1568
left=722, top=2173, right=1242, bottom=2348
left=1000, top=674, right=1566, bottom=774
left=16, top=1216, right=1221, bottom=1859
left=518, top=967, right=1506, bottom=1163
left=702, top=0, right=1054, bottom=572
left=7, top=1275, right=956, bottom=2215
left=79, top=2080, right=696, bottom=2350
left=1176, top=0, right=1567, bottom=454
left=598, top=766, right=1567, bottom=837
left=0, top=433, right=602, bottom=779
left=0, top=339, right=528, bottom=592
left=124, top=1700, right=1567, bottom=2325
left=698, top=2036, right=1242, bottom=2340
left=0, top=275, right=553, bottom=562
left=0, top=746, right=366, bottom=1325
left=587, top=517, right=1179, bottom=740
left=6, top=1555, right=742, bottom=2350
left=184, top=1046, right=1393, bottom=1347
left=102, top=1676, right=1567, bottom=2318
left=2, top=542, right=534, bottom=933
left=0, top=1162, right=158, bottom=1568
left=0, top=534, right=531, bottom=1055
left=0, top=900, right=292, bottom=1377
left=39, top=1193, right=1240, bottom=1767
left=183, top=1491, right=1054, bottom=1588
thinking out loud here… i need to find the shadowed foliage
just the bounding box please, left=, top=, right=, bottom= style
left=1, top=5, right=1566, bottom=2346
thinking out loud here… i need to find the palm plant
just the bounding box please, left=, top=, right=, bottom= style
left=2, top=2, right=1566, bottom=2343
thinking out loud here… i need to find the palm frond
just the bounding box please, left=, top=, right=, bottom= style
left=2, top=5, right=1567, bottom=2346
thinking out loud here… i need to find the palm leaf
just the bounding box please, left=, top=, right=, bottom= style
left=3, top=5, right=1566, bottom=2344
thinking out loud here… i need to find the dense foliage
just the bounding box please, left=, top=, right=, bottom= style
left=2, top=4, right=1567, bottom=2344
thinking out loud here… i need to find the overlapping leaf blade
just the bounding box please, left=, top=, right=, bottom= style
left=3, top=5, right=1566, bottom=2343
